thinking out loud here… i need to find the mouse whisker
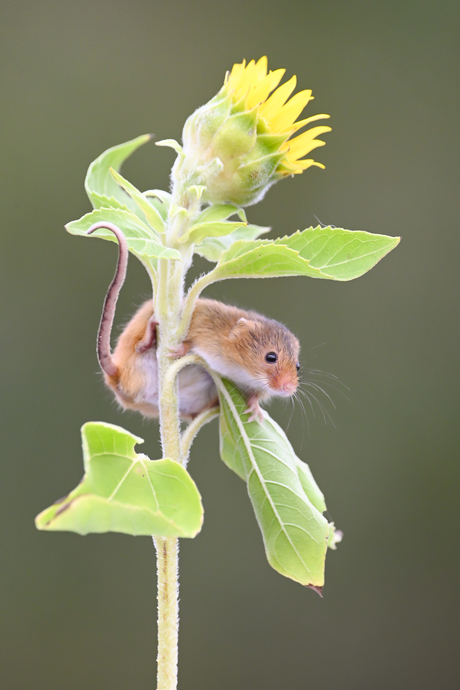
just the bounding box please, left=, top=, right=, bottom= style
left=301, top=381, right=337, bottom=410
left=292, top=390, right=311, bottom=435
left=301, top=369, right=351, bottom=400
left=297, top=387, right=336, bottom=428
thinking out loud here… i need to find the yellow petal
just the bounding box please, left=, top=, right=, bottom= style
left=297, top=159, right=326, bottom=170
left=238, top=60, right=257, bottom=95
left=259, top=75, right=297, bottom=122
left=291, top=113, right=330, bottom=132
left=228, top=61, right=246, bottom=91
left=288, top=139, right=326, bottom=163
left=282, top=158, right=325, bottom=175
left=255, top=56, right=268, bottom=80
left=246, top=69, right=285, bottom=109
left=288, top=126, right=332, bottom=159
left=269, top=90, right=313, bottom=131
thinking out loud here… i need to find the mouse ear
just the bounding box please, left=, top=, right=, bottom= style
left=229, top=317, right=256, bottom=340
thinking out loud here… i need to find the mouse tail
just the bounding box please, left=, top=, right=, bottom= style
left=87, top=222, right=129, bottom=378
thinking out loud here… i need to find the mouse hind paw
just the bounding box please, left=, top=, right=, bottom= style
left=136, top=316, right=159, bottom=353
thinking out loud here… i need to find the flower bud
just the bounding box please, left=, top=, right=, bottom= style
left=174, top=57, right=331, bottom=207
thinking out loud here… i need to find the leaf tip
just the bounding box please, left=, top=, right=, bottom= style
left=306, top=584, right=323, bottom=597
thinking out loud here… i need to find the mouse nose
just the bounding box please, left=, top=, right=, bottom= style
left=279, top=379, right=297, bottom=396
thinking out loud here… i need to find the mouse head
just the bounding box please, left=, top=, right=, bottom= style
left=229, top=316, right=300, bottom=397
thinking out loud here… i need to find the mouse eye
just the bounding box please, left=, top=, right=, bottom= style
left=265, top=352, right=278, bottom=363
left=296, top=363, right=300, bottom=371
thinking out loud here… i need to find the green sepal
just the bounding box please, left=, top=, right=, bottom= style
left=238, top=150, right=285, bottom=177
left=256, top=132, right=291, bottom=155
left=183, top=88, right=232, bottom=149
left=109, top=168, right=166, bottom=235
left=216, top=378, right=335, bottom=588
left=212, top=108, right=258, bottom=157
left=85, top=134, right=152, bottom=214
left=66, top=208, right=180, bottom=261
left=35, top=422, right=204, bottom=537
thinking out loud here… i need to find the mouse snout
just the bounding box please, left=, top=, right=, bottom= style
left=273, top=376, right=298, bottom=396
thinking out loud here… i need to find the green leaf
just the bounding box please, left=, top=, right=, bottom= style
left=66, top=208, right=180, bottom=261
left=144, top=189, right=172, bottom=219
left=216, top=378, right=338, bottom=588
left=110, top=168, right=166, bottom=235
left=196, top=204, right=246, bottom=224
left=85, top=134, right=152, bottom=213
left=212, top=241, right=319, bottom=280
left=194, top=224, right=270, bottom=262
left=274, top=225, right=401, bottom=281
left=178, top=220, right=248, bottom=245
left=206, top=226, right=400, bottom=284
left=35, top=422, right=203, bottom=537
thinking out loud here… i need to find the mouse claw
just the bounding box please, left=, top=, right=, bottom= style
left=244, top=396, right=264, bottom=424
left=167, top=343, right=189, bottom=359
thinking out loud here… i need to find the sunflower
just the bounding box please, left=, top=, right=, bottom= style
left=179, top=57, right=331, bottom=206
left=226, top=57, right=331, bottom=176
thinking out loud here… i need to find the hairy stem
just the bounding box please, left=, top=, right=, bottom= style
left=180, top=408, right=220, bottom=466
left=153, top=536, right=180, bottom=690
left=177, top=270, right=216, bottom=341
left=153, top=193, right=201, bottom=690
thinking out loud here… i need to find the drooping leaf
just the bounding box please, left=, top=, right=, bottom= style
left=110, top=168, right=166, bottom=235
left=66, top=208, right=180, bottom=261
left=85, top=134, right=152, bottom=213
left=216, top=377, right=339, bottom=588
left=35, top=422, right=203, bottom=537
left=194, top=224, right=270, bottom=262
left=204, top=226, right=400, bottom=284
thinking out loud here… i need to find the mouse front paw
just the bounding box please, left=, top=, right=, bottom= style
left=167, top=342, right=190, bottom=359
left=244, top=395, right=264, bottom=424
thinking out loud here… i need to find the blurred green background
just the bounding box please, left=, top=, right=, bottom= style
left=1, top=0, right=459, bottom=688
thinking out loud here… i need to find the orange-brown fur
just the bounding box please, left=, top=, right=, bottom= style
left=183, top=299, right=300, bottom=399
left=104, top=298, right=300, bottom=420
left=89, top=223, right=300, bottom=422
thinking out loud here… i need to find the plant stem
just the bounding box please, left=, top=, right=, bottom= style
left=153, top=192, right=201, bottom=690
left=177, top=270, right=216, bottom=341
left=154, top=257, right=182, bottom=690
left=153, top=536, right=179, bottom=690
left=180, top=408, right=219, bottom=466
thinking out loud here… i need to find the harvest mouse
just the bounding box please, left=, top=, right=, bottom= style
left=88, top=222, right=301, bottom=422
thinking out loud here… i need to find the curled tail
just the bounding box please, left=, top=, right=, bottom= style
left=87, top=222, right=129, bottom=378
